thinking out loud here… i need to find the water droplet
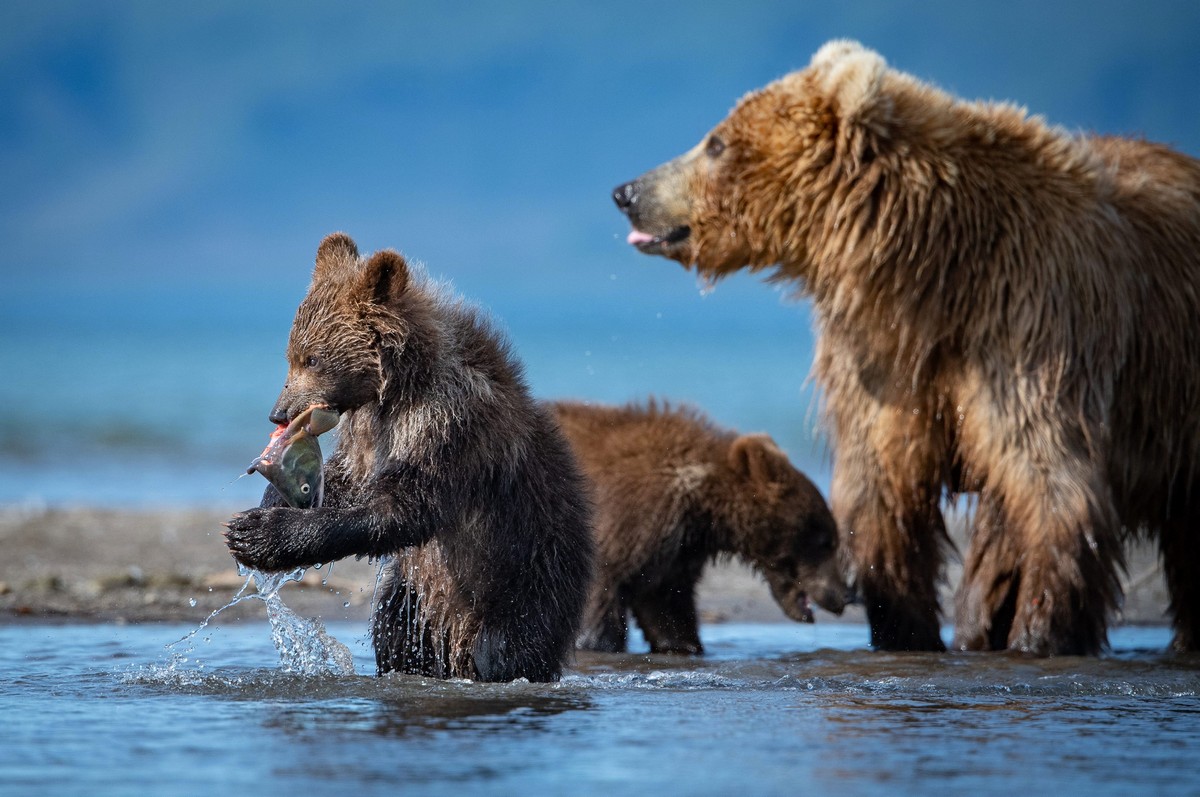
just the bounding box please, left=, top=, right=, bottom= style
left=189, top=598, right=197, bottom=607
left=344, top=601, right=351, bottom=608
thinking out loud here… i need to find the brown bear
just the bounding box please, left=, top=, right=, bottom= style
left=552, top=399, right=848, bottom=654
left=225, top=233, right=595, bottom=681
left=612, top=39, right=1200, bottom=656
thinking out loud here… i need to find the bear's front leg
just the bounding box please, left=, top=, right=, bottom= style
left=224, top=506, right=363, bottom=571
left=995, top=454, right=1123, bottom=656
left=831, top=406, right=949, bottom=652
left=953, top=375, right=1125, bottom=656
left=628, top=567, right=704, bottom=655
left=225, top=486, right=441, bottom=572
left=953, top=494, right=1021, bottom=651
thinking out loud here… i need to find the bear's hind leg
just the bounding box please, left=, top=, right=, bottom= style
left=1160, top=515, right=1200, bottom=652
left=371, top=560, right=446, bottom=677
left=471, top=620, right=564, bottom=683
left=576, top=587, right=631, bottom=653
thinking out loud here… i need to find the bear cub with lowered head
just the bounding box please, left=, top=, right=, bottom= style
left=614, top=39, right=1200, bottom=656
left=554, top=400, right=848, bottom=654
left=225, top=233, right=594, bottom=682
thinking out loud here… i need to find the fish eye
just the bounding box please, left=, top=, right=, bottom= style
left=706, top=135, right=726, bottom=158
left=300, top=484, right=311, bottom=494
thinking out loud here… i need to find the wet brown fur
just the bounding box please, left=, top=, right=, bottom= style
left=615, top=40, right=1200, bottom=655
left=553, top=399, right=847, bottom=654
left=226, top=233, right=595, bottom=681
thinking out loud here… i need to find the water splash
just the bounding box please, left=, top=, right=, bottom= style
left=252, top=567, right=356, bottom=676
left=182, top=424, right=356, bottom=675
left=166, top=565, right=356, bottom=676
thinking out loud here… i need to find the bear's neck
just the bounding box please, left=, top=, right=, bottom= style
left=797, top=111, right=1106, bottom=381
left=345, top=292, right=527, bottom=479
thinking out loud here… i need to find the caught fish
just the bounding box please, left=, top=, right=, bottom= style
left=247, top=405, right=340, bottom=508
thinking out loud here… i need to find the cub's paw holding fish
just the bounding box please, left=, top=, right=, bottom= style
left=226, top=402, right=342, bottom=571
left=223, top=507, right=319, bottom=572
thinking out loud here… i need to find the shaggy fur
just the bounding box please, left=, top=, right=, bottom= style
left=225, top=233, right=595, bottom=681
left=553, top=399, right=848, bottom=654
left=613, top=40, right=1200, bottom=655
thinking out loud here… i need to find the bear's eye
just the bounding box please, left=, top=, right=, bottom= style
left=705, top=135, right=726, bottom=158
left=305, top=355, right=321, bottom=368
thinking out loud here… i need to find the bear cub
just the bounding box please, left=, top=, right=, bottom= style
left=226, top=233, right=594, bottom=682
left=552, top=399, right=848, bottom=654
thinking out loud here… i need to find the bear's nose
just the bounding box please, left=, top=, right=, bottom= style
left=612, top=181, right=638, bottom=211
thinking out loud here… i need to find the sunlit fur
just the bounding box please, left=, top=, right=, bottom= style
left=554, top=399, right=848, bottom=655
left=226, top=233, right=594, bottom=681
left=624, top=40, right=1200, bottom=655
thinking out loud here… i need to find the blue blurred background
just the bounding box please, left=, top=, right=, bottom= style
left=2, top=1, right=1198, bottom=508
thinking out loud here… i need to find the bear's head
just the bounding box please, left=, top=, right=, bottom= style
left=613, top=39, right=897, bottom=283
left=724, top=434, right=849, bottom=620
left=268, top=232, right=414, bottom=425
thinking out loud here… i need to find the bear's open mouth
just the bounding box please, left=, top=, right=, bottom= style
left=626, top=225, right=691, bottom=254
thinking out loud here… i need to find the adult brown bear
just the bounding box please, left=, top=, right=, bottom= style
left=613, top=40, right=1200, bottom=655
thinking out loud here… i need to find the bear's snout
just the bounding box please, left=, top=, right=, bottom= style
left=612, top=180, right=638, bottom=211
left=613, top=169, right=693, bottom=257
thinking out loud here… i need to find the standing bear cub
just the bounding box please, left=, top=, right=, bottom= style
left=553, top=400, right=848, bottom=655
left=614, top=39, right=1200, bottom=656
left=225, top=233, right=594, bottom=682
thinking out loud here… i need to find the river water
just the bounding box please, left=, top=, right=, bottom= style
left=2, top=620, right=1197, bottom=796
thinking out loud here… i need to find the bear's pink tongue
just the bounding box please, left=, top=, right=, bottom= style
left=626, top=229, right=656, bottom=246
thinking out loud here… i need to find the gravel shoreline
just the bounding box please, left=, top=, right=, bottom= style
left=0, top=505, right=1172, bottom=634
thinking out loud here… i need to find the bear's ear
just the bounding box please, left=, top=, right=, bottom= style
left=809, top=39, right=889, bottom=127
left=313, top=232, right=359, bottom=282
left=729, top=434, right=790, bottom=485
left=357, top=249, right=410, bottom=307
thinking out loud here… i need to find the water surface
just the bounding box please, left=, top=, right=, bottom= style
left=2, top=621, right=1196, bottom=796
